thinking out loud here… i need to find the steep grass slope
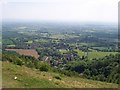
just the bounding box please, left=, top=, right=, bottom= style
left=2, top=61, right=118, bottom=88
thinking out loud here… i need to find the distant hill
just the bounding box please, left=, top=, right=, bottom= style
left=2, top=61, right=118, bottom=88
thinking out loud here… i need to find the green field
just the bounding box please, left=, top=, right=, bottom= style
left=59, top=49, right=68, bottom=54
left=2, top=61, right=118, bottom=88
left=74, top=49, right=85, bottom=58
left=25, top=40, right=33, bottom=44
left=50, top=34, right=79, bottom=39
left=7, top=45, right=16, bottom=47
left=34, top=39, right=48, bottom=43
left=75, top=49, right=118, bottom=59
left=52, top=40, right=60, bottom=43
left=50, top=34, right=65, bottom=39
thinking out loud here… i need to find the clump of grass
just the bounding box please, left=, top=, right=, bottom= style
left=55, top=82, right=59, bottom=85
left=43, top=74, right=45, bottom=76
left=54, top=75, right=62, bottom=80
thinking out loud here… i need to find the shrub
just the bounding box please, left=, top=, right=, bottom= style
left=39, top=62, right=51, bottom=72
left=27, top=61, right=35, bottom=68
left=13, top=57, right=23, bottom=66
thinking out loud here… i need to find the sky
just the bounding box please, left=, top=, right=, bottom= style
left=1, top=0, right=119, bottom=23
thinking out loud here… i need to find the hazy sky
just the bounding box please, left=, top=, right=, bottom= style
left=1, top=0, right=119, bottom=23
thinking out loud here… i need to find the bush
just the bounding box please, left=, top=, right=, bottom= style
left=27, top=61, right=35, bottom=68
left=39, top=62, right=51, bottom=72
left=13, top=57, right=23, bottom=66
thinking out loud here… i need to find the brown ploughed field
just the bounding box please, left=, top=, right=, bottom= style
left=5, top=49, right=39, bottom=59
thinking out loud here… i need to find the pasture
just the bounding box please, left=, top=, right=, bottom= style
left=74, top=49, right=118, bottom=59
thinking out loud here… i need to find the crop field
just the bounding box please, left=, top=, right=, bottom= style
left=5, top=49, right=39, bottom=59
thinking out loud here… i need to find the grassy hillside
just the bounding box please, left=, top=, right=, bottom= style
left=2, top=61, right=118, bottom=88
